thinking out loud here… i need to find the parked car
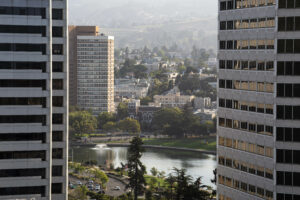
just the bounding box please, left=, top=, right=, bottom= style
left=69, top=183, right=76, bottom=189
left=95, top=184, right=101, bottom=191
left=76, top=181, right=82, bottom=186
left=87, top=184, right=94, bottom=191
left=113, top=186, right=120, bottom=190
left=88, top=180, right=94, bottom=184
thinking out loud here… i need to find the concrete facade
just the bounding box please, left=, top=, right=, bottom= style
left=77, top=35, right=115, bottom=115
left=0, top=0, right=68, bottom=199
left=217, top=0, right=300, bottom=200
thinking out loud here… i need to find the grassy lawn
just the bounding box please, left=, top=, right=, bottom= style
left=143, top=137, right=216, bottom=151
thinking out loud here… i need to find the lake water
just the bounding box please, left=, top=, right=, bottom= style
left=70, top=145, right=216, bottom=187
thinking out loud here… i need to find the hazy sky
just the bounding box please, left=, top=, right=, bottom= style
left=70, top=0, right=218, bottom=26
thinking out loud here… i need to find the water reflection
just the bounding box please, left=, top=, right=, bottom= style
left=71, top=146, right=216, bottom=186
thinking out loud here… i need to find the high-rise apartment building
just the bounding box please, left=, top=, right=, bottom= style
left=217, top=0, right=300, bottom=200
left=68, top=26, right=99, bottom=106
left=0, top=0, right=68, bottom=199
left=77, top=35, right=115, bottom=115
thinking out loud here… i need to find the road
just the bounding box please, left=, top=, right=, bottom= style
left=69, top=174, right=127, bottom=197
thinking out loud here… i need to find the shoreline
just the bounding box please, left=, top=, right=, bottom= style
left=106, top=143, right=216, bottom=155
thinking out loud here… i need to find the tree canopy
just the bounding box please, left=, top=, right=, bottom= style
left=118, top=117, right=141, bottom=134
left=69, top=111, right=97, bottom=137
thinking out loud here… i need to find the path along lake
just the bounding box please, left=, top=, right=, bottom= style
left=70, top=145, right=217, bottom=187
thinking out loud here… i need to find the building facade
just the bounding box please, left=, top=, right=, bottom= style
left=218, top=0, right=300, bottom=200
left=154, top=92, right=195, bottom=108
left=77, top=35, right=115, bottom=115
left=68, top=26, right=99, bottom=106
left=0, top=0, right=68, bottom=199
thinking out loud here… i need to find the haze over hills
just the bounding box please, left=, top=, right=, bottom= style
left=70, top=0, right=218, bottom=52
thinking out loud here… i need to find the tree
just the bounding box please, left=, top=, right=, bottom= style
left=150, top=167, right=158, bottom=177
left=151, top=108, right=183, bottom=138
left=117, top=102, right=129, bottom=120
left=170, top=168, right=210, bottom=200
left=93, top=169, right=109, bottom=185
left=69, top=186, right=88, bottom=200
left=140, top=96, right=152, bottom=106
left=98, top=112, right=116, bottom=129
left=118, top=117, right=141, bottom=133
left=69, top=111, right=97, bottom=137
left=127, top=137, right=147, bottom=200
left=103, top=121, right=117, bottom=132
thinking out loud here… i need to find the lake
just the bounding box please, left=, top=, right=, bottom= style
left=70, top=145, right=216, bottom=187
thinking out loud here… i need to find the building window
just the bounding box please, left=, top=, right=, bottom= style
left=52, top=148, right=63, bottom=159
left=52, top=96, right=63, bottom=107
left=51, top=183, right=62, bottom=194
left=52, top=166, right=63, bottom=176
left=52, top=131, right=63, bottom=142
left=53, top=62, right=63, bottom=72
left=52, top=27, right=63, bottom=37
left=52, top=114, right=63, bottom=124
left=53, top=44, right=63, bottom=55
left=53, top=79, right=63, bottom=90
left=52, top=9, right=63, bottom=20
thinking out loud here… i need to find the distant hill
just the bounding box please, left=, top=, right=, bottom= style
left=69, top=0, right=218, bottom=51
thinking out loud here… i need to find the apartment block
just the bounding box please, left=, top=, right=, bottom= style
left=0, top=0, right=68, bottom=199
left=77, top=34, right=115, bottom=115
left=217, top=0, right=300, bottom=200
left=68, top=26, right=99, bottom=106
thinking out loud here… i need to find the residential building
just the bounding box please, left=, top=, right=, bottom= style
left=115, top=78, right=150, bottom=99
left=0, top=0, right=68, bottom=199
left=217, top=1, right=300, bottom=200
left=77, top=34, right=115, bottom=115
left=154, top=92, right=195, bottom=108
left=68, top=26, right=99, bottom=106
left=128, top=100, right=161, bottom=124
left=194, top=109, right=217, bottom=121
left=194, top=97, right=212, bottom=109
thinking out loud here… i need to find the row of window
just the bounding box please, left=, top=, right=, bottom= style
left=0, top=6, right=46, bottom=18
left=0, top=25, right=46, bottom=36
left=0, top=186, right=45, bottom=197
left=277, top=61, right=300, bottom=76
left=219, top=60, right=274, bottom=71
left=219, top=98, right=273, bottom=114
left=277, top=105, right=300, bottom=120
left=219, top=136, right=273, bottom=158
left=278, top=17, right=300, bottom=32
left=277, top=193, right=300, bottom=200
left=0, top=150, right=46, bottom=160
left=220, top=18, right=275, bottom=30
left=218, top=175, right=273, bottom=200
left=277, top=84, right=300, bottom=97
left=0, top=133, right=46, bottom=143
left=0, top=80, right=46, bottom=90
left=219, top=156, right=273, bottom=179
left=0, top=131, right=63, bottom=142
left=0, top=97, right=46, bottom=107
left=279, top=0, right=300, bottom=8
left=0, top=43, right=46, bottom=54
left=0, top=97, right=63, bottom=107
left=277, top=127, right=300, bottom=142
left=0, top=168, right=45, bottom=178
left=0, top=61, right=63, bottom=72
left=219, top=79, right=274, bottom=93
left=220, top=40, right=274, bottom=50
left=277, top=149, right=300, bottom=164
left=219, top=117, right=274, bottom=136
left=0, top=115, right=46, bottom=125
left=0, top=114, right=63, bottom=125
left=278, top=39, right=300, bottom=54
left=220, top=0, right=276, bottom=11
left=277, top=171, right=300, bottom=186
